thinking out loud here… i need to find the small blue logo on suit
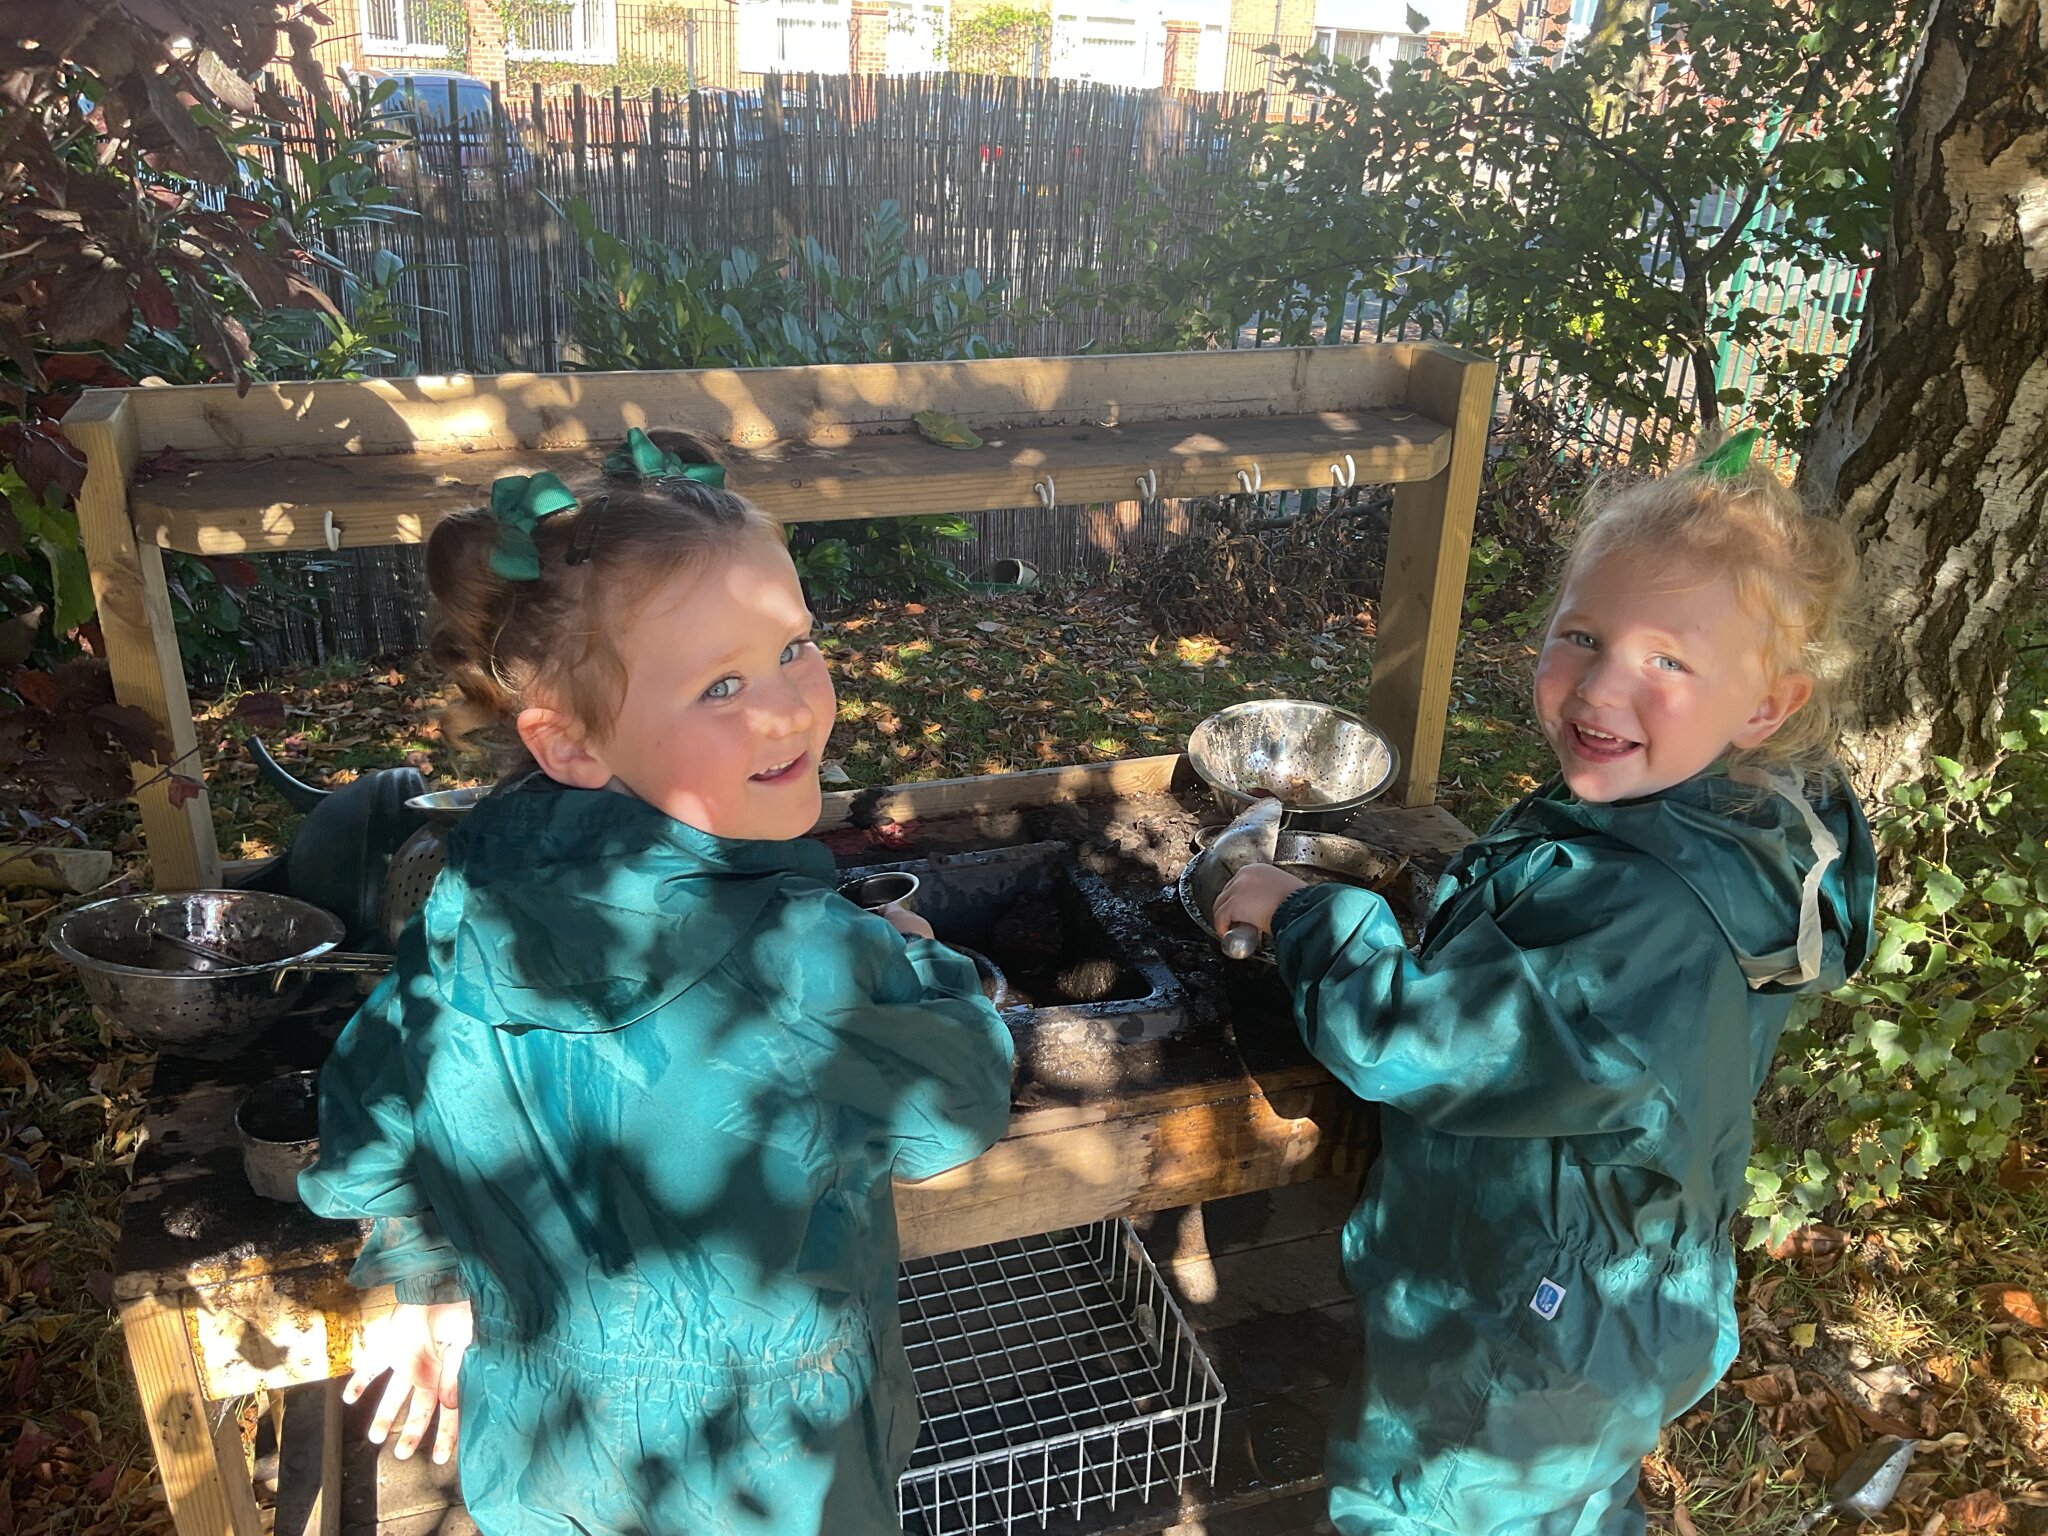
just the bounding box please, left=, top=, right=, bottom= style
left=1529, top=1279, right=1567, bottom=1320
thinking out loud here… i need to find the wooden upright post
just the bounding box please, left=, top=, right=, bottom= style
left=119, top=1296, right=263, bottom=1536
left=1370, top=346, right=1497, bottom=808
left=67, top=391, right=221, bottom=890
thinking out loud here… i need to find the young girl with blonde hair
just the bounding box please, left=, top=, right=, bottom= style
left=1217, top=432, right=1879, bottom=1534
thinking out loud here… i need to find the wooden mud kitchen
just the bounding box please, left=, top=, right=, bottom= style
left=67, top=342, right=1495, bottom=1536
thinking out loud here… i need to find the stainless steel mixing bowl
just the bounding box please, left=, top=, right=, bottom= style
left=1186, top=699, right=1398, bottom=819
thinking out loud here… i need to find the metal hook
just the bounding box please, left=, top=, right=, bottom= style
left=1033, top=474, right=1057, bottom=511
left=1135, top=468, right=1159, bottom=504
left=323, top=510, right=341, bottom=552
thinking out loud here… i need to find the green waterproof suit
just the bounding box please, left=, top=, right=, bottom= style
left=1270, top=768, right=1875, bottom=1536
left=300, top=781, right=1015, bottom=1536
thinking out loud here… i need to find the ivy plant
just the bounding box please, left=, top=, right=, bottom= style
left=1748, top=686, right=2048, bottom=1248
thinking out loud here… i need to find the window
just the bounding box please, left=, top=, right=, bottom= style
left=737, top=0, right=850, bottom=73
left=361, top=0, right=459, bottom=55
left=884, top=0, right=946, bottom=72
left=506, top=0, right=617, bottom=63
left=1052, top=7, right=1146, bottom=85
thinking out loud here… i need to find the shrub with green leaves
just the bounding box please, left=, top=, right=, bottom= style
left=1748, top=688, right=2048, bottom=1248
left=559, top=197, right=999, bottom=602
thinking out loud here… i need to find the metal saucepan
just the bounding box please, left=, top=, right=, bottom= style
left=951, top=944, right=1010, bottom=1010
left=236, top=1069, right=322, bottom=1203
left=49, top=891, right=391, bottom=1060
left=1178, top=830, right=1409, bottom=957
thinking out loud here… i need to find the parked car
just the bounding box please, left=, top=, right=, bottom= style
left=345, top=68, right=536, bottom=195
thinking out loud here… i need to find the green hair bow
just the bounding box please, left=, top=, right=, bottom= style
left=488, top=471, right=580, bottom=581
left=604, top=427, right=727, bottom=488
left=1696, top=427, right=1765, bottom=481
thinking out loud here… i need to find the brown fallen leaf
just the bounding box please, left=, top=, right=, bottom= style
left=1939, top=1489, right=2007, bottom=1530
left=1998, top=1140, right=2048, bottom=1192
left=1734, top=1365, right=1798, bottom=1406
left=1769, top=1223, right=1849, bottom=1266
left=1974, top=1283, right=2047, bottom=1331
left=1671, top=1499, right=1700, bottom=1536
left=1998, top=1334, right=2048, bottom=1384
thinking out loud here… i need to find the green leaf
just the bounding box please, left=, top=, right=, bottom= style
left=1921, top=866, right=1966, bottom=915
left=911, top=410, right=984, bottom=451
left=1982, top=875, right=2026, bottom=907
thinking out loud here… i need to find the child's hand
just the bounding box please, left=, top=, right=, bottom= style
left=346, top=1298, right=473, bottom=1464
left=882, top=906, right=935, bottom=941
left=1213, top=865, right=1309, bottom=942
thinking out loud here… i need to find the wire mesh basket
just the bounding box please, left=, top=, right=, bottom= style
left=896, top=1220, right=1226, bottom=1535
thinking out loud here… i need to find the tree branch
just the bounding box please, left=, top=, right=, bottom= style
left=1699, top=56, right=1830, bottom=275
left=1536, top=111, right=1693, bottom=276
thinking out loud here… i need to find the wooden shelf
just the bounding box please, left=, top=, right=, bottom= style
left=70, top=341, right=1496, bottom=890
left=133, top=408, right=1450, bottom=555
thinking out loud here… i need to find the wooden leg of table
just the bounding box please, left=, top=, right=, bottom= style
left=276, top=1378, right=344, bottom=1536
left=119, top=1296, right=264, bottom=1536
left=67, top=393, right=221, bottom=891
left=1372, top=347, right=1498, bottom=809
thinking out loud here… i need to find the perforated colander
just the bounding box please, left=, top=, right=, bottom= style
left=380, top=825, right=449, bottom=944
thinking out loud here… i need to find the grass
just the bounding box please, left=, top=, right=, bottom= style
left=2, top=578, right=2043, bottom=1534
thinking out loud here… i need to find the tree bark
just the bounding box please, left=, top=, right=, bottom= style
left=1800, top=0, right=2048, bottom=803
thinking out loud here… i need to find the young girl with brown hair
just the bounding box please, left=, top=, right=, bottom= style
left=302, top=438, right=1014, bottom=1536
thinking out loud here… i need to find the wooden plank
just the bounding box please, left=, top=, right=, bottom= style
left=67, top=392, right=222, bottom=890
left=893, top=1072, right=1369, bottom=1267
left=134, top=408, right=1451, bottom=555
left=275, top=1379, right=343, bottom=1536
left=814, top=756, right=1471, bottom=854
left=119, top=1294, right=264, bottom=1536
left=1137, top=1176, right=1357, bottom=1263
left=1368, top=346, right=1498, bottom=809
left=1153, top=1231, right=1351, bottom=1333
left=106, top=346, right=1420, bottom=461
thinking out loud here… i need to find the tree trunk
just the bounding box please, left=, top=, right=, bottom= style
left=1800, top=0, right=2048, bottom=804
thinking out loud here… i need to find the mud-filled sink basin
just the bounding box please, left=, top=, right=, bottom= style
left=835, top=840, right=1187, bottom=1040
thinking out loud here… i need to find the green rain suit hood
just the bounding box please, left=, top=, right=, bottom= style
left=1270, top=767, right=1875, bottom=1536
left=301, top=781, right=1015, bottom=1536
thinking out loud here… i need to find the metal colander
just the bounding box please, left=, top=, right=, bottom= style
left=380, top=826, right=449, bottom=944
left=1186, top=699, right=1398, bottom=818
left=49, top=891, right=348, bottom=1059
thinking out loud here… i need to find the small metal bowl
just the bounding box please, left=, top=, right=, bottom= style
left=1273, top=831, right=1408, bottom=888
left=236, top=1070, right=321, bottom=1203
left=837, top=871, right=921, bottom=915
left=1177, top=831, right=1406, bottom=957
left=404, top=787, right=490, bottom=822
left=1187, top=699, right=1398, bottom=822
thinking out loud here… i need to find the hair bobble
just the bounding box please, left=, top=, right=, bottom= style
left=488, top=472, right=580, bottom=581
left=1696, top=427, right=1765, bottom=482
left=604, top=427, right=727, bottom=488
